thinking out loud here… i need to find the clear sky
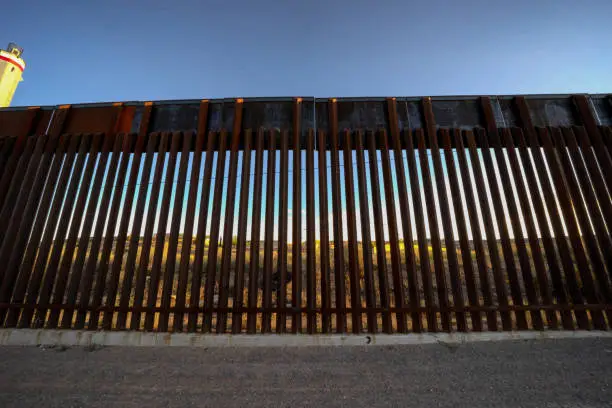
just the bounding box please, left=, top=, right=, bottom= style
left=4, top=0, right=612, bottom=107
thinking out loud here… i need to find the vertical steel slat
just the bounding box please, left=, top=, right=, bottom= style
left=574, top=127, right=612, bottom=236
left=521, top=127, right=589, bottom=329
left=48, top=134, right=104, bottom=328
left=33, top=135, right=92, bottom=328
left=389, top=99, right=423, bottom=332
left=342, top=130, right=361, bottom=333
left=479, top=97, right=524, bottom=330
left=276, top=129, right=289, bottom=333
left=0, top=137, right=25, bottom=211
left=231, top=130, right=252, bottom=334
left=453, top=130, right=497, bottom=330
left=475, top=128, right=529, bottom=330
left=187, top=131, right=217, bottom=332
left=6, top=135, right=56, bottom=239
left=306, top=129, right=318, bottom=333
left=116, top=133, right=159, bottom=330
left=99, top=105, right=152, bottom=329
left=174, top=102, right=208, bottom=332
left=13, top=135, right=74, bottom=328
left=488, top=129, right=556, bottom=330
left=555, top=128, right=612, bottom=314
left=380, top=129, right=407, bottom=332
left=514, top=98, right=589, bottom=329
left=15, top=134, right=78, bottom=329
left=573, top=96, right=612, bottom=178
left=46, top=106, right=71, bottom=139
left=430, top=129, right=467, bottom=331
left=143, top=132, right=181, bottom=331
left=422, top=98, right=453, bottom=332
left=604, top=126, right=612, bottom=152
left=60, top=134, right=115, bottom=329
left=366, top=130, right=392, bottom=333
left=564, top=128, right=612, bottom=280
left=0, top=138, right=14, bottom=181
left=73, top=133, right=124, bottom=329
left=388, top=99, right=421, bottom=332
left=442, top=130, right=482, bottom=331
left=404, top=130, right=438, bottom=332
left=202, top=130, right=229, bottom=333
left=247, top=129, right=265, bottom=333
left=317, top=130, right=331, bottom=333
left=329, top=117, right=346, bottom=333
left=511, top=128, right=574, bottom=329
left=417, top=129, right=451, bottom=332
left=0, top=135, right=59, bottom=326
left=292, top=101, right=303, bottom=333
left=465, top=130, right=513, bottom=331
left=130, top=133, right=169, bottom=330
left=216, top=130, right=242, bottom=333
left=0, top=137, right=34, bottom=214
left=0, top=107, right=58, bottom=216
left=261, top=130, right=277, bottom=333
left=158, top=131, right=192, bottom=332
left=485, top=128, right=544, bottom=330
left=58, top=142, right=118, bottom=331
left=604, top=125, right=612, bottom=149
left=216, top=101, right=243, bottom=333
left=0, top=135, right=45, bottom=253
left=538, top=127, right=606, bottom=329
left=354, top=130, right=376, bottom=332
left=87, top=133, right=135, bottom=330
left=481, top=100, right=541, bottom=327
left=173, top=128, right=206, bottom=332
left=34, top=135, right=89, bottom=328
left=500, top=129, right=557, bottom=329
left=482, top=98, right=540, bottom=329
left=99, top=130, right=148, bottom=330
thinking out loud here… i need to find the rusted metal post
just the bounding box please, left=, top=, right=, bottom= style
left=276, top=129, right=289, bottom=333
left=202, top=130, right=229, bottom=332
left=329, top=99, right=346, bottom=333
left=247, top=129, right=265, bottom=333
left=262, top=129, right=277, bottom=333
left=232, top=129, right=252, bottom=334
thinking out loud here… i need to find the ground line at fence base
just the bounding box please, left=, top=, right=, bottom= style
left=1, top=329, right=611, bottom=348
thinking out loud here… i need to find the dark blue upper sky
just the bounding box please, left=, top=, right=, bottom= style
left=4, top=0, right=612, bottom=106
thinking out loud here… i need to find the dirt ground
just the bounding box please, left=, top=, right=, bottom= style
left=0, top=338, right=611, bottom=407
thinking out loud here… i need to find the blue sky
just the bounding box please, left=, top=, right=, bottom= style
left=4, top=0, right=612, bottom=107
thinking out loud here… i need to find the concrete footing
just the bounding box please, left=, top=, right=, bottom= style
left=1, top=329, right=611, bottom=348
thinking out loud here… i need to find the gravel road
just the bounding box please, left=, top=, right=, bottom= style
left=1, top=338, right=611, bottom=407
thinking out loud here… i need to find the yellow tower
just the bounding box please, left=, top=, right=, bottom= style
left=0, top=43, right=25, bottom=108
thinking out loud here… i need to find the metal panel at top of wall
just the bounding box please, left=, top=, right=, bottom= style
left=336, top=100, right=388, bottom=132
left=206, top=101, right=236, bottom=131
left=590, top=96, right=612, bottom=126
left=316, top=99, right=389, bottom=149
left=242, top=100, right=293, bottom=131
left=315, top=100, right=329, bottom=131
left=431, top=99, right=483, bottom=130
left=148, top=104, right=199, bottom=133
left=396, top=99, right=423, bottom=130
left=496, top=98, right=518, bottom=128
left=129, top=105, right=144, bottom=133
left=0, top=109, right=39, bottom=138
left=526, top=97, right=579, bottom=127
left=301, top=98, right=315, bottom=135
left=62, top=106, right=117, bottom=134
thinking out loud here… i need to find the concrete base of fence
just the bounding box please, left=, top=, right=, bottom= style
left=1, top=329, right=611, bottom=348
